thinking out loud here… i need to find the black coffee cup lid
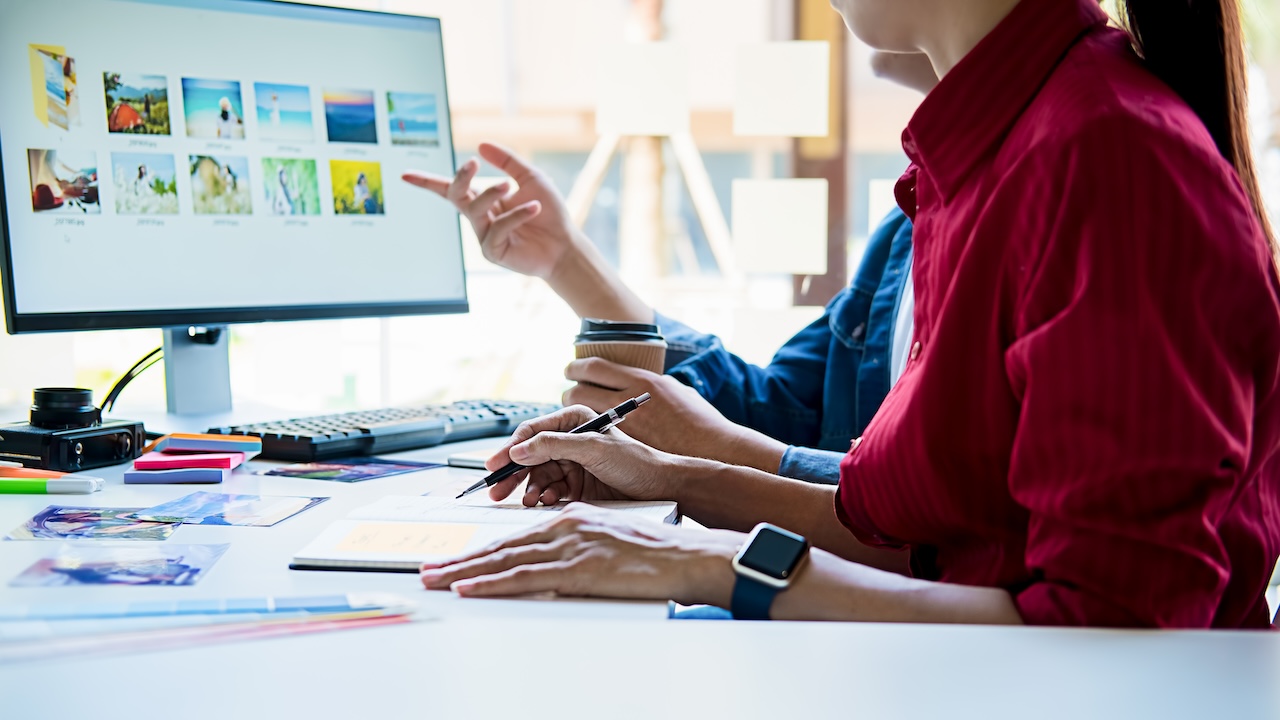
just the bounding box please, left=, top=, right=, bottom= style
left=576, top=318, right=664, bottom=343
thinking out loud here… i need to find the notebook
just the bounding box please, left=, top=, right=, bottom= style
left=290, top=495, right=679, bottom=573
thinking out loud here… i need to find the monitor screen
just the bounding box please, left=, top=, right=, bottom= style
left=0, top=0, right=466, bottom=333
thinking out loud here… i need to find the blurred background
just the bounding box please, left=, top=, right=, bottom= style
left=1, top=0, right=1278, bottom=418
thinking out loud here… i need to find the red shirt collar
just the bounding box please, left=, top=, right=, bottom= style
left=902, top=0, right=1110, bottom=200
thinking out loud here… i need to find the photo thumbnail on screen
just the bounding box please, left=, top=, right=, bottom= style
left=104, top=72, right=170, bottom=135
left=183, top=77, right=245, bottom=140
left=27, top=149, right=99, bottom=214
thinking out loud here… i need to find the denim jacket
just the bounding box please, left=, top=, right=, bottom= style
left=657, top=207, right=914, bottom=484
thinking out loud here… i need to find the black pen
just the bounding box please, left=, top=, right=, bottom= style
left=455, top=393, right=651, bottom=499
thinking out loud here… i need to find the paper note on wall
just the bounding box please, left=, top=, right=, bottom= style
left=733, top=42, right=829, bottom=137
left=731, top=178, right=829, bottom=275
left=334, top=522, right=477, bottom=555
left=596, top=43, right=689, bottom=136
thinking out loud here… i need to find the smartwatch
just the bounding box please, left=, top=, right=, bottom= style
left=730, top=523, right=810, bottom=620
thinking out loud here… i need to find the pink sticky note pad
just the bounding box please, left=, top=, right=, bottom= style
left=134, top=451, right=245, bottom=471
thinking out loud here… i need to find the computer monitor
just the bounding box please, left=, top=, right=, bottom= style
left=0, top=0, right=465, bottom=415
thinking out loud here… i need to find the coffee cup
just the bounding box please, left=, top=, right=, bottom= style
left=573, top=318, right=667, bottom=374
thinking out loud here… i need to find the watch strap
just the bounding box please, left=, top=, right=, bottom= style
left=730, top=574, right=780, bottom=620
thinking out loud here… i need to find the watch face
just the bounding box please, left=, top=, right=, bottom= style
left=739, top=526, right=808, bottom=580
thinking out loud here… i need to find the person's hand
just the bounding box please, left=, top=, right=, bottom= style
left=401, top=142, right=580, bottom=279
left=485, top=405, right=682, bottom=506
left=562, top=358, right=788, bottom=472
left=420, top=504, right=740, bottom=605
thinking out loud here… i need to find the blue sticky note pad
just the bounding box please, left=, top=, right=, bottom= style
left=124, top=467, right=230, bottom=484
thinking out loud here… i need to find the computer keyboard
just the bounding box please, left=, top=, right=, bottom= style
left=207, top=400, right=560, bottom=461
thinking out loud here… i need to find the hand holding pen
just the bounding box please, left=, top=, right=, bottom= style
left=455, top=392, right=650, bottom=499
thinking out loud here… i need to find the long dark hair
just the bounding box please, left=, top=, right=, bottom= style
left=1119, top=0, right=1277, bottom=264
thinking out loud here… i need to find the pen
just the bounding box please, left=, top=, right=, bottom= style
left=0, top=467, right=67, bottom=479
left=0, top=477, right=105, bottom=494
left=455, top=393, right=651, bottom=499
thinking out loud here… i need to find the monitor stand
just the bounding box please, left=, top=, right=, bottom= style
left=105, top=327, right=288, bottom=436
left=163, top=326, right=232, bottom=416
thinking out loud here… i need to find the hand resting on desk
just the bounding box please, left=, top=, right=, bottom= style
left=420, top=503, right=744, bottom=604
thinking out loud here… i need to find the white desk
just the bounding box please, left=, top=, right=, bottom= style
left=0, top=617, right=1277, bottom=718
left=0, top=437, right=667, bottom=623
left=2, top=440, right=1279, bottom=718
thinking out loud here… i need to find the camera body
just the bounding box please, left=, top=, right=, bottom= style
left=0, top=388, right=144, bottom=472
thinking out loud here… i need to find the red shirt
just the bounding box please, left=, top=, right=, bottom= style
left=837, top=0, right=1280, bottom=628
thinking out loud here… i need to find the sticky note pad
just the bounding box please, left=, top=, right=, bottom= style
left=596, top=43, right=689, bottom=136
left=135, top=451, right=245, bottom=471
left=734, top=42, right=830, bottom=137
left=731, top=178, right=829, bottom=275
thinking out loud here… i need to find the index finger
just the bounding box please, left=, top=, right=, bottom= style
left=564, top=357, right=653, bottom=389
left=401, top=171, right=451, bottom=196
left=493, top=405, right=599, bottom=464
left=479, top=142, right=539, bottom=182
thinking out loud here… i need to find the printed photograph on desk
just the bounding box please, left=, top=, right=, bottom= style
left=262, top=157, right=320, bottom=215
left=127, top=491, right=328, bottom=527
left=181, top=78, right=244, bottom=139
left=330, top=159, right=384, bottom=215
left=110, top=152, right=178, bottom=214
left=10, top=543, right=228, bottom=587
left=6, top=506, right=177, bottom=541
left=254, top=82, right=314, bottom=143
left=386, top=91, right=438, bottom=147
left=103, top=72, right=169, bottom=134
left=323, top=88, right=377, bottom=143
left=260, top=457, right=443, bottom=483
left=28, top=44, right=79, bottom=131
left=189, top=154, right=252, bottom=214
left=27, top=148, right=99, bottom=214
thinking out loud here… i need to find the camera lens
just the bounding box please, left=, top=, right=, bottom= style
left=30, top=388, right=100, bottom=430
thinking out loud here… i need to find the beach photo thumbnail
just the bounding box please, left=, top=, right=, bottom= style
left=330, top=159, right=384, bottom=215
left=324, top=88, right=377, bottom=144
left=387, top=91, right=438, bottom=147
left=190, top=155, right=252, bottom=215
left=182, top=78, right=244, bottom=139
left=262, top=157, right=320, bottom=216
left=104, top=72, right=169, bottom=134
left=111, top=152, right=178, bottom=215
left=29, top=44, right=80, bottom=131
left=27, top=149, right=100, bottom=214
left=255, top=82, right=313, bottom=143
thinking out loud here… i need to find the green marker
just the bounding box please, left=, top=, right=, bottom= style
left=0, top=477, right=104, bottom=494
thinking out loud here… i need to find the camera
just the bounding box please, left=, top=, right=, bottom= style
left=0, top=388, right=144, bottom=472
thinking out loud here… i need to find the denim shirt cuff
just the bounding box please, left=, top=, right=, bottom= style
left=654, top=311, right=719, bottom=371
left=777, top=446, right=844, bottom=485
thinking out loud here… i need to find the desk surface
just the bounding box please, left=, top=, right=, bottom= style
left=1, top=617, right=1277, bottom=718
left=3, top=439, right=1279, bottom=718
left=0, top=438, right=666, bottom=623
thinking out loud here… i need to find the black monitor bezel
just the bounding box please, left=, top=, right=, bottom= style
left=0, top=0, right=467, bottom=334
